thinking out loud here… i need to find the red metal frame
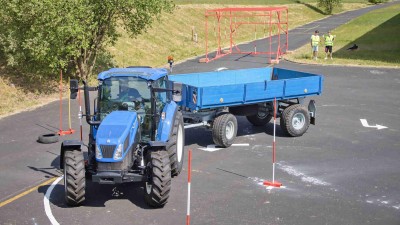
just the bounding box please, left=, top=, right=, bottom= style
left=203, top=7, right=288, bottom=63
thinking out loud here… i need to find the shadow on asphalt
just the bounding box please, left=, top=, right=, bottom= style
left=37, top=181, right=153, bottom=209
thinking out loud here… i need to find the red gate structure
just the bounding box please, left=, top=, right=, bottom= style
left=201, top=7, right=288, bottom=64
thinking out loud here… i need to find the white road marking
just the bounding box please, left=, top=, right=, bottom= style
left=360, top=119, right=387, bottom=130
left=44, top=176, right=63, bottom=225
left=198, top=143, right=249, bottom=152
left=231, top=143, right=250, bottom=147
left=198, top=145, right=223, bottom=152
left=277, top=163, right=330, bottom=186
left=214, top=67, right=228, bottom=71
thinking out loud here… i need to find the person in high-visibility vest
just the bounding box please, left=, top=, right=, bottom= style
left=324, top=31, right=336, bottom=59
left=310, top=30, right=320, bottom=60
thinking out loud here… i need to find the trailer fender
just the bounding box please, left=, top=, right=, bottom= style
left=60, top=140, right=83, bottom=169
left=156, top=101, right=179, bottom=142
left=308, top=100, right=316, bottom=125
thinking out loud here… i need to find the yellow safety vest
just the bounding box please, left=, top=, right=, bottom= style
left=311, top=35, right=320, bottom=46
left=324, top=35, right=334, bottom=46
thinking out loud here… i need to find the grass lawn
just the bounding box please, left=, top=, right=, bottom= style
left=109, top=2, right=368, bottom=68
left=284, top=3, right=400, bottom=67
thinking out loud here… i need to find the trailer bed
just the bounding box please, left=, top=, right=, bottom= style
left=169, top=67, right=324, bottom=111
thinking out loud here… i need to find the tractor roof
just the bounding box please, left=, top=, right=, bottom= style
left=98, top=67, right=168, bottom=81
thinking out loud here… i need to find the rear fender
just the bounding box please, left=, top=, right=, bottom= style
left=60, top=140, right=83, bottom=169
left=156, top=101, right=178, bottom=142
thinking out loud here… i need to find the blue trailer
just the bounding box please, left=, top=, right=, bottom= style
left=60, top=66, right=323, bottom=208
left=170, top=67, right=324, bottom=147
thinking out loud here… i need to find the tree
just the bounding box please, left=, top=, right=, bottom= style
left=318, top=0, right=341, bottom=15
left=0, top=0, right=174, bottom=80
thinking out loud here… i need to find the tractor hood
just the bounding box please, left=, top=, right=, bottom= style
left=96, top=111, right=138, bottom=162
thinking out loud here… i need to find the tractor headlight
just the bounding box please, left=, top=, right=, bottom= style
left=95, top=145, right=102, bottom=159
left=113, top=143, right=123, bottom=160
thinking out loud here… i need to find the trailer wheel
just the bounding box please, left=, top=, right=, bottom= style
left=212, top=113, right=237, bottom=147
left=167, top=111, right=185, bottom=177
left=246, top=112, right=272, bottom=126
left=64, top=150, right=85, bottom=206
left=144, top=150, right=171, bottom=208
left=280, top=104, right=310, bottom=137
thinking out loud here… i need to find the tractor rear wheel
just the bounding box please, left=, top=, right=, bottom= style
left=64, top=150, right=85, bottom=206
left=280, top=104, right=310, bottom=137
left=144, top=150, right=171, bottom=208
left=167, top=111, right=185, bottom=177
left=212, top=113, right=238, bottom=147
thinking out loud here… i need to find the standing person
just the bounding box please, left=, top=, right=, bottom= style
left=310, top=30, right=320, bottom=60
left=324, top=31, right=335, bottom=59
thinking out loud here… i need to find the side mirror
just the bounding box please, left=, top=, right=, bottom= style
left=70, top=79, right=79, bottom=99
left=172, top=82, right=182, bottom=102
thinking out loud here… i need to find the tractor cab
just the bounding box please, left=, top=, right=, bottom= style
left=96, top=67, right=170, bottom=142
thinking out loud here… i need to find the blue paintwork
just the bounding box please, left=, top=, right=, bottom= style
left=96, top=111, right=138, bottom=162
left=170, top=67, right=324, bottom=110
left=156, top=102, right=178, bottom=142
left=98, top=67, right=168, bottom=81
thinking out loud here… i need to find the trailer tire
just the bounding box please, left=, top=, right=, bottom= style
left=144, top=150, right=171, bottom=208
left=64, top=150, right=85, bottom=206
left=212, top=113, right=237, bottom=147
left=167, top=111, right=185, bottom=177
left=37, top=133, right=59, bottom=144
left=280, top=104, right=310, bottom=137
left=246, top=112, right=272, bottom=126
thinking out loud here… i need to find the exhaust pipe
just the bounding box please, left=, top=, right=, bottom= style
left=82, top=80, right=100, bottom=126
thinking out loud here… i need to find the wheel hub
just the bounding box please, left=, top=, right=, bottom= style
left=292, top=112, right=305, bottom=130
left=225, top=121, right=235, bottom=140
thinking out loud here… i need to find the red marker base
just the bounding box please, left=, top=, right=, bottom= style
left=263, top=180, right=282, bottom=187
left=58, top=129, right=76, bottom=136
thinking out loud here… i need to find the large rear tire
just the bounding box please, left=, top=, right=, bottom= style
left=280, top=104, right=310, bottom=137
left=212, top=113, right=237, bottom=147
left=64, top=150, right=85, bottom=206
left=144, top=151, right=171, bottom=208
left=166, top=111, right=185, bottom=177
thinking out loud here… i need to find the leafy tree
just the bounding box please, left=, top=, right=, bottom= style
left=318, top=0, right=341, bottom=14
left=0, top=0, right=174, bottom=80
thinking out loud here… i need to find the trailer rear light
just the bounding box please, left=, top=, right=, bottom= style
left=96, top=145, right=103, bottom=159
left=113, top=143, right=123, bottom=160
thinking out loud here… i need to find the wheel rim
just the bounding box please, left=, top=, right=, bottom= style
left=177, top=124, right=184, bottom=163
left=257, top=111, right=268, bottom=119
left=225, top=121, right=235, bottom=140
left=292, top=112, right=306, bottom=130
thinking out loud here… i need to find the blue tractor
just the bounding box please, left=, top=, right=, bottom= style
left=60, top=67, right=185, bottom=208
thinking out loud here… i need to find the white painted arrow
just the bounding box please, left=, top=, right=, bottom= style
left=360, top=119, right=387, bottom=130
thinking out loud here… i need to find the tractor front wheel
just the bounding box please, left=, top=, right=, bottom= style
left=144, top=150, right=171, bottom=208
left=64, top=150, right=85, bottom=206
left=167, top=111, right=185, bottom=177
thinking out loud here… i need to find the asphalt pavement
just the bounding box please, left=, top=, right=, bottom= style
left=0, top=2, right=399, bottom=225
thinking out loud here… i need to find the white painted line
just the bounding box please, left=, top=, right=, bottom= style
left=214, top=67, right=228, bottom=71
left=198, top=145, right=223, bottom=152
left=198, top=143, right=250, bottom=151
left=360, top=119, right=387, bottom=130
left=44, top=176, right=63, bottom=225
left=231, top=143, right=250, bottom=147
